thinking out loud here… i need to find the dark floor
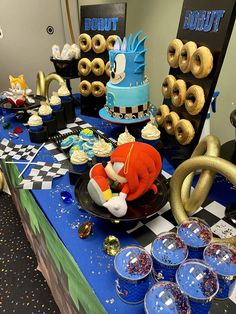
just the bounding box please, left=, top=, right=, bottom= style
left=0, top=192, right=60, bottom=314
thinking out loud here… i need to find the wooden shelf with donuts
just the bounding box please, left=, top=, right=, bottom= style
left=79, top=3, right=127, bottom=117
left=156, top=0, right=236, bottom=167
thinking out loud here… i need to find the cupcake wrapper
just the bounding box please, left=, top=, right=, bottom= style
left=41, top=114, right=52, bottom=121
left=51, top=104, right=62, bottom=111
left=30, top=125, right=43, bottom=132
left=141, top=138, right=158, bottom=146
left=95, top=156, right=111, bottom=163
left=59, top=95, right=71, bottom=102
left=73, top=163, right=88, bottom=173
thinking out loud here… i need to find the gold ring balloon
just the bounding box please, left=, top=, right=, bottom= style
left=36, top=71, right=65, bottom=101
left=0, top=170, right=4, bottom=191
left=170, top=136, right=236, bottom=245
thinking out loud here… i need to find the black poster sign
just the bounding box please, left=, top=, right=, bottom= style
left=161, top=0, right=236, bottom=167
left=80, top=3, right=127, bottom=116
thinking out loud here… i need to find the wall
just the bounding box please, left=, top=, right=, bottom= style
left=0, top=0, right=235, bottom=143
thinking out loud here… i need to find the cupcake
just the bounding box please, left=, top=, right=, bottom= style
left=58, top=82, right=70, bottom=102
left=69, top=144, right=82, bottom=156
left=38, top=101, right=53, bottom=121
left=28, top=112, right=43, bottom=132
left=70, top=149, right=89, bottom=172
left=79, top=128, right=94, bottom=141
left=60, top=135, right=75, bottom=150
left=49, top=92, right=62, bottom=111
left=93, top=138, right=113, bottom=162
left=141, top=120, right=160, bottom=146
left=117, top=127, right=135, bottom=146
left=83, top=138, right=98, bottom=152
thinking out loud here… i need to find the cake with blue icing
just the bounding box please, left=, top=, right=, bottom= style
left=100, top=32, right=150, bottom=122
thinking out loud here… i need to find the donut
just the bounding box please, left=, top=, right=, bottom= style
left=171, top=79, right=187, bottom=107
left=163, top=112, right=180, bottom=135
left=156, top=104, right=170, bottom=126
left=179, top=41, right=197, bottom=73
left=175, top=119, right=195, bottom=145
left=91, top=81, right=105, bottom=97
left=162, top=75, right=176, bottom=98
left=92, top=34, right=107, bottom=54
left=190, top=46, right=213, bottom=78
left=106, top=35, right=120, bottom=50
left=105, top=61, right=111, bottom=77
left=79, top=80, right=91, bottom=97
left=167, top=39, right=183, bottom=68
left=78, top=58, right=91, bottom=76
left=79, top=33, right=92, bottom=52
left=91, top=58, right=105, bottom=76
left=185, top=85, right=205, bottom=115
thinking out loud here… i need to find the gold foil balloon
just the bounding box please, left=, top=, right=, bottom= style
left=36, top=71, right=65, bottom=101
left=170, top=155, right=236, bottom=245
left=104, top=235, right=120, bottom=256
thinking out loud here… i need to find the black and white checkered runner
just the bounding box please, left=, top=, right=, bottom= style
left=17, top=162, right=69, bottom=190
left=0, top=138, right=38, bottom=161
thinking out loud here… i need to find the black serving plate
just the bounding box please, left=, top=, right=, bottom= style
left=74, top=172, right=169, bottom=222
left=0, top=95, right=44, bottom=111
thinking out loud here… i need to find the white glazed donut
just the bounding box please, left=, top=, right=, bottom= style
left=179, top=41, right=197, bottom=73
left=171, top=79, right=187, bottom=107
left=175, top=119, right=195, bottom=145
left=162, top=75, right=176, bottom=98
left=185, top=85, right=205, bottom=115
left=190, top=46, right=213, bottom=78
left=167, top=39, right=183, bottom=68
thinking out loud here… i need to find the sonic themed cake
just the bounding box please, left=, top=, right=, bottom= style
left=99, top=31, right=150, bottom=123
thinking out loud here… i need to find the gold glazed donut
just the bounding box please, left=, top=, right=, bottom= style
left=170, top=154, right=236, bottom=245
left=79, top=80, right=91, bottom=97
left=92, top=34, right=107, bottom=54
left=185, top=85, right=205, bottom=115
left=78, top=58, right=91, bottom=76
left=105, top=61, right=111, bottom=77
left=106, top=35, right=120, bottom=50
left=163, top=111, right=180, bottom=135
left=79, top=33, right=92, bottom=52
left=91, top=81, right=105, bottom=97
left=179, top=41, right=197, bottom=73
left=171, top=79, right=187, bottom=107
left=167, top=39, right=183, bottom=68
left=162, top=75, right=176, bottom=98
left=181, top=135, right=221, bottom=215
left=175, top=119, right=195, bottom=145
left=190, top=46, right=213, bottom=78
left=91, top=58, right=105, bottom=76
left=156, top=104, right=170, bottom=126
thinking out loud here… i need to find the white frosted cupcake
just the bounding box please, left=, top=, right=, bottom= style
left=28, top=112, right=43, bottom=132
left=117, top=127, right=135, bottom=146
left=141, top=118, right=161, bottom=146
left=70, top=149, right=89, bottom=172
left=58, top=83, right=70, bottom=101
left=93, top=138, right=113, bottom=162
left=49, top=92, right=62, bottom=111
left=38, top=101, right=53, bottom=121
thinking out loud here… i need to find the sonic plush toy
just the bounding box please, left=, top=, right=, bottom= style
left=87, top=142, right=162, bottom=217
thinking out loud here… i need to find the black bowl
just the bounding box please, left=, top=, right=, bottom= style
left=74, top=173, right=169, bottom=222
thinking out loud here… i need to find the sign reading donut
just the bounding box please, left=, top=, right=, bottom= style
left=158, top=0, right=236, bottom=167
left=79, top=3, right=127, bottom=117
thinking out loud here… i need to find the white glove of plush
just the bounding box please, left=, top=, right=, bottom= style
left=103, top=193, right=127, bottom=218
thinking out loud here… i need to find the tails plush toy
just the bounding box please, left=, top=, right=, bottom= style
left=87, top=142, right=162, bottom=217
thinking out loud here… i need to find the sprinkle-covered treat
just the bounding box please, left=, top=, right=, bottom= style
left=79, top=128, right=94, bottom=141
left=60, top=135, right=75, bottom=149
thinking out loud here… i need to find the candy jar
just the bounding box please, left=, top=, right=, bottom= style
left=144, top=281, right=191, bottom=314
left=204, top=242, right=236, bottom=299
left=151, top=232, right=188, bottom=282
left=114, top=246, right=153, bottom=304
left=177, top=217, right=212, bottom=259
left=176, top=259, right=219, bottom=313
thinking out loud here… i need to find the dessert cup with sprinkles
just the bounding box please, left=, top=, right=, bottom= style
left=114, top=246, right=153, bottom=304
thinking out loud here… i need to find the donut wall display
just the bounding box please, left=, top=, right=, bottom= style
left=79, top=3, right=127, bottom=116
left=157, top=0, right=236, bottom=165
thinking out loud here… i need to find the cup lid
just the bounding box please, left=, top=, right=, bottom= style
left=144, top=281, right=191, bottom=314
left=176, top=259, right=219, bottom=301
left=114, top=246, right=153, bottom=280
left=177, top=217, right=212, bottom=248
left=203, top=243, right=236, bottom=277
left=151, top=232, right=188, bottom=266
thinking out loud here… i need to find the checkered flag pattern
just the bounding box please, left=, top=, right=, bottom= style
left=0, top=138, right=38, bottom=161
left=17, top=162, right=69, bottom=190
